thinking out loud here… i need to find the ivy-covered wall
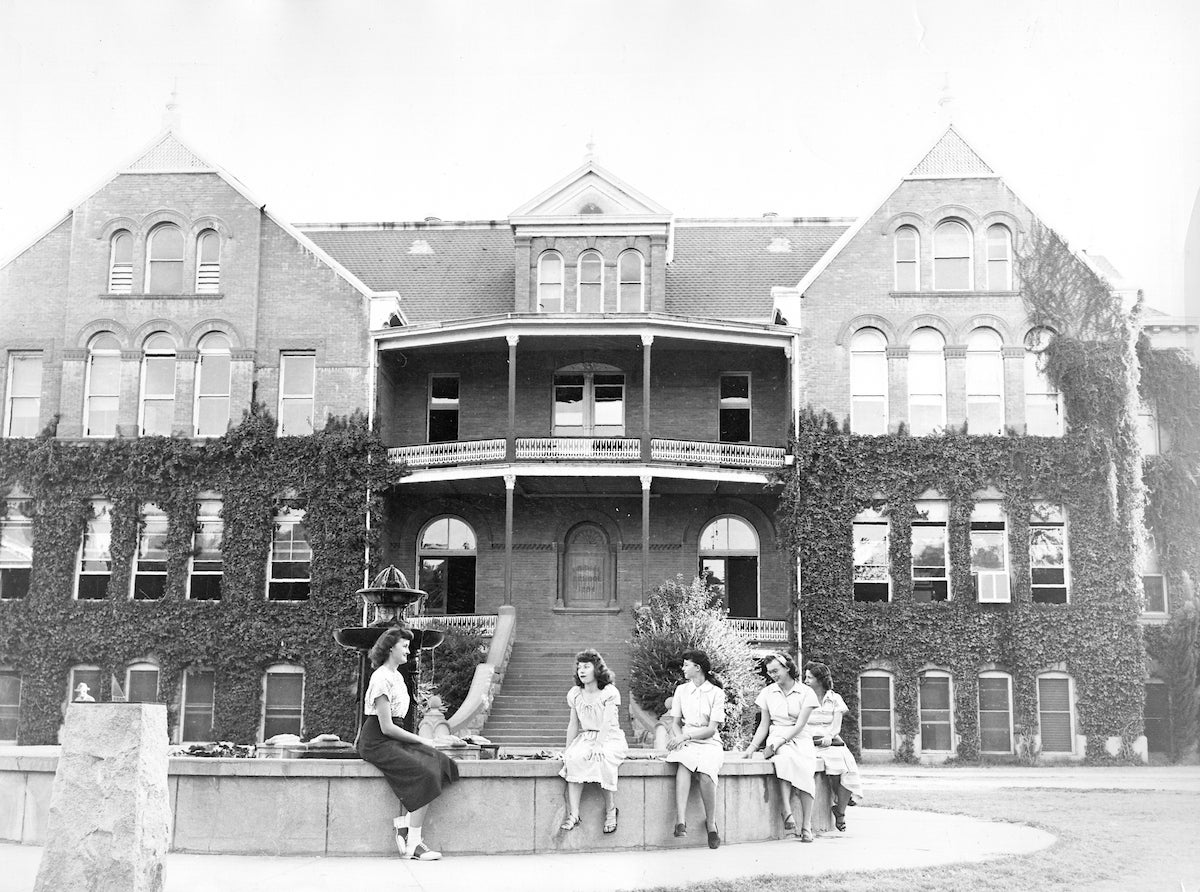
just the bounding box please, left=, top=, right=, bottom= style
left=0, top=410, right=403, bottom=745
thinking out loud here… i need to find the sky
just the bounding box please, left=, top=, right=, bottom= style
left=2, top=0, right=1198, bottom=314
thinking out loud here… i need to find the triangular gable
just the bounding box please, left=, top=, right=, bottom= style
left=509, top=161, right=671, bottom=219
left=905, top=126, right=996, bottom=179
left=123, top=132, right=214, bottom=173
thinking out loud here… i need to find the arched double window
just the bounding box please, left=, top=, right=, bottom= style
left=1036, top=671, right=1075, bottom=754
left=698, top=515, right=759, bottom=617
left=417, top=516, right=477, bottom=615
left=125, top=660, right=160, bottom=703
left=140, top=333, right=176, bottom=437
left=986, top=224, right=1012, bottom=290
left=934, top=220, right=971, bottom=290
left=84, top=333, right=121, bottom=438
left=146, top=224, right=185, bottom=293
left=908, top=327, right=946, bottom=435
left=965, top=327, right=1004, bottom=435
left=537, top=252, right=564, bottom=312
left=195, top=230, right=220, bottom=293
left=577, top=251, right=603, bottom=312
left=618, top=250, right=644, bottom=311
left=849, top=328, right=888, bottom=434
left=108, top=231, right=134, bottom=293
left=894, top=226, right=919, bottom=291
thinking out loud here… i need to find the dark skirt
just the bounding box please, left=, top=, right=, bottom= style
left=355, top=715, right=460, bottom=811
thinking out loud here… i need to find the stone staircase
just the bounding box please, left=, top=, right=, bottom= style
left=482, top=615, right=637, bottom=748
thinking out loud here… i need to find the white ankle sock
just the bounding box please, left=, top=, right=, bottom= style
left=393, top=815, right=409, bottom=830
left=408, top=827, right=423, bottom=850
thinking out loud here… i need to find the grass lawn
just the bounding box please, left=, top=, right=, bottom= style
left=637, top=786, right=1200, bottom=891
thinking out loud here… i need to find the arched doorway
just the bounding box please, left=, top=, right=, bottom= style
left=561, top=522, right=613, bottom=607
left=417, top=516, right=477, bottom=614
left=698, top=515, right=759, bottom=617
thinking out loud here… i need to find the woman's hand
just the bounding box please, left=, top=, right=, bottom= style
left=814, top=735, right=829, bottom=748
left=740, top=747, right=757, bottom=760
left=666, top=733, right=683, bottom=751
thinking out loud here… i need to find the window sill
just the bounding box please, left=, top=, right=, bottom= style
left=552, top=606, right=622, bottom=615
left=100, top=292, right=224, bottom=300
left=889, top=290, right=1020, bottom=299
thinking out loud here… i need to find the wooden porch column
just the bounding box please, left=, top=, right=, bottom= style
left=641, top=334, right=653, bottom=461
left=506, top=334, right=519, bottom=461
left=641, top=473, right=652, bottom=600
left=504, top=473, right=516, bottom=606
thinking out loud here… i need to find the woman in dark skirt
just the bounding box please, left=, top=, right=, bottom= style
left=356, top=626, right=459, bottom=861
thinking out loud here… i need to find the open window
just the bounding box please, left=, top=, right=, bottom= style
left=699, top=515, right=759, bottom=617
left=852, top=507, right=890, bottom=602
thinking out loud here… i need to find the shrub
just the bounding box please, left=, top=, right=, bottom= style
left=415, top=625, right=488, bottom=718
left=629, top=575, right=759, bottom=748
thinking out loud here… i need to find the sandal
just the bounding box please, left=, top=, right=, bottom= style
left=782, top=813, right=795, bottom=831
left=560, top=813, right=581, bottom=831
left=603, top=807, right=619, bottom=834
left=798, top=828, right=814, bottom=843
left=835, top=814, right=847, bottom=832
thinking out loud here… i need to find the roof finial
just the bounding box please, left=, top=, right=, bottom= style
left=938, top=71, right=955, bottom=125
left=162, top=80, right=181, bottom=132
left=584, top=135, right=597, bottom=164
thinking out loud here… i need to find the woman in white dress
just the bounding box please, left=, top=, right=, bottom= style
left=743, top=652, right=820, bottom=842
left=665, top=650, right=727, bottom=849
left=803, top=661, right=865, bottom=832
left=559, top=649, right=628, bottom=834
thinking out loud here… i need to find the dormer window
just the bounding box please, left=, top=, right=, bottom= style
left=146, top=224, right=184, bottom=293
left=195, top=230, right=220, bottom=293
left=618, top=250, right=644, bottom=312
left=577, top=251, right=603, bottom=312
left=537, top=252, right=564, bottom=312
left=108, top=231, right=133, bottom=293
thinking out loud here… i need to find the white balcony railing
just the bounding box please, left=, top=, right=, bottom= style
left=651, top=439, right=787, bottom=470
left=515, top=437, right=641, bottom=461
left=389, top=439, right=506, bottom=468
left=405, top=613, right=499, bottom=638
left=727, top=617, right=790, bottom=643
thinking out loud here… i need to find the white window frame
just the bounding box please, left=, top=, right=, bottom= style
left=698, top=514, right=761, bottom=617
left=918, top=670, right=955, bottom=753
left=68, top=664, right=103, bottom=705
left=130, top=503, right=169, bottom=601
left=0, top=667, right=20, bottom=744
left=617, top=249, right=644, bottom=312
left=852, top=507, right=891, bottom=602
left=971, top=499, right=1010, bottom=603
left=536, top=251, right=564, bottom=313
left=146, top=223, right=185, bottom=294
left=933, top=219, right=973, bottom=291
left=908, top=328, right=946, bottom=435
left=179, top=668, right=216, bottom=743
left=1024, top=328, right=1063, bottom=437
left=576, top=250, right=604, bottom=313
left=1029, top=501, right=1069, bottom=604
left=278, top=351, right=316, bottom=436
left=125, top=661, right=160, bottom=703
left=193, top=333, right=232, bottom=438
left=195, top=230, right=220, bottom=293
left=911, top=498, right=950, bottom=601
left=5, top=351, right=43, bottom=438
left=1141, top=528, right=1168, bottom=617
left=139, top=333, right=177, bottom=437
left=849, top=328, right=888, bottom=435
left=427, top=373, right=461, bottom=443
left=188, top=496, right=224, bottom=601
left=84, top=334, right=122, bottom=439
left=417, top=515, right=478, bottom=615
left=75, top=498, right=113, bottom=600
left=108, top=230, right=134, bottom=294
left=261, top=664, right=305, bottom=741
left=267, top=505, right=311, bottom=601
left=894, top=226, right=919, bottom=291
left=0, top=497, right=33, bottom=601
left=977, top=670, right=1015, bottom=754
left=858, top=671, right=895, bottom=752
left=986, top=224, right=1013, bottom=291
left=1036, top=672, right=1076, bottom=755
left=718, top=372, right=752, bottom=443
left=552, top=366, right=625, bottom=437
left=965, top=328, right=1005, bottom=436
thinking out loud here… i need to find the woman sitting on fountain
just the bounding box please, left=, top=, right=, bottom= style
left=356, top=626, right=459, bottom=861
left=559, top=649, right=629, bottom=834
left=802, top=661, right=865, bottom=833
left=665, top=649, right=727, bottom=849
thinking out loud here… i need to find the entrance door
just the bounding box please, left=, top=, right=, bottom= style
left=564, top=523, right=610, bottom=606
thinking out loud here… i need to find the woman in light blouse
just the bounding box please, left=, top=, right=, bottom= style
left=803, top=661, right=864, bottom=832
left=664, top=649, right=727, bottom=849
left=559, top=649, right=628, bottom=834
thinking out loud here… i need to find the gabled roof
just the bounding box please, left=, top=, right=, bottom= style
left=905, top=125, right=996, bottom=179
left=123, top=132, right=215, bottom=173
left=509, top=160, right=671, bottom=219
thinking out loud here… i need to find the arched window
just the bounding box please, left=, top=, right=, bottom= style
left=894, top=226, right=919, bottom=291
left=978, top=670, right=1014, bottom=754
left=858, top=671, right=895, bottom=752
left=262, top=664, right=304, bottom=740
left=965, top=327, right=1004, bottom=435
left=618, top=250, right=644, bottom=311
left=417, top=516, right=477, bottom=615
left=563, top=522, right=613, bottom=607
left=140, top=333, right=176, bottom=437
left=908, top=327, right=946, bottom=435
left=1036, top=671, right=1075, bottom=754
left=934, top=220, right=971, bottom=290
left=986, top=224, right=1012, bottom=290
left=125, top=661, right=160, bottom=703
left=577, top=250, right=603, bottom=312
left=84, top=333, right=121, bottom=438
left=195, top=230, right=220, bottom=293
left=918, top=669, right=954, bottom=752
left=537, top=252, right=564, bottom=312
left=146, top=224, right=184, bottom=293
left=849, top=328, right=888, bottom=434
left=1024, top=327, right=1062, bottom=436
left=0, top=667, right=20, bottom=743
left=194, top=333, right=231, bottom=437
left=108, top=231, right=133, bottom=293
left=698, top=515, right=759, bottom=617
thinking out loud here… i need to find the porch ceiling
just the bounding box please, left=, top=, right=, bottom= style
left=390, top=472, right=781, bottom=499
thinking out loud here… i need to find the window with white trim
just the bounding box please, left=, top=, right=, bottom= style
left=918, top=671, right=954, bottom=752
left=268, top=506, right=311, bottom=600
left=912, top=498, right=949, bottom=602
left=978, top=671, right=1014, bottom=753
left=971, top=500, right=1010, bottom=602
left=986, top=224, right=1012, bottom=290
left=577, top=251, right=603, bottom=312
left=0, top=669, right=20, bottom=743
left=1137, top=400, right=1159, bottom=455
left=418, top=516, right=477, bottom=615
left=125, top=662, right=160, bottom=703
left=189, top=497, right=223, bottom=601
left=1024, top=328, right=1062, bottom=436
left=1037, top=673, right=1074, bottom=753
left=108, top=231, right=133, bottom=293
left=894, top=226, right=919, bottom=291
left=146, top=223, right=185, bottom=293
left=140, top=333, right=176, bottom=437
left=853, top=507, right=890, bottom=602
left=131, top=504, right=168, bottom=600
left=68, top=665, right=102, bottom=703
left=180, top=669, right=216, bottom=742
left=553, top=366, right=624, bottom=436
left=1029, top=501, right=1068, bottom=604
left=719, top=373, right=751, bottom=443
left=76, top=499, right=112, bottom=599
left=5, top=351, right=43, bottom=438
left=262, top=665, right=304, bottom=740
left=699, top=515, right=760, bottom=618
left=849, top=328, right=888, bottom=435
left=278, top=352, right=315, bottom=436
left=195, top=230, right=220, bottom=293
left=0, top=498, right=33, bottom=600
left=908, top=328, right=946, bottom=435
left=84, top=333, right=121, bottom=438
left=966, top=328, right=1004, bottom=435
left=934, top=220, right=971, bottom=290
left=858, top=672, right=894, bottom=751
left=428, top=374, right=460, bottom=443
left=194, top=333, right=231, bottom=437
left=1141, top=528, right=1167, bottom=615
left=537, top=252, right=564, bottom=312
left=618, top=250, right=644, bottom=312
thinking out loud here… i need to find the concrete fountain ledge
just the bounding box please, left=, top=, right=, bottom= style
left=0, top=746, right=827, bottom=856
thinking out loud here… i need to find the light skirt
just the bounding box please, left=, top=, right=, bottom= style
left=665, top=739, right=724, bottom=783
left=819, top=745, right=865, bottom=800
left=560, top=729, right=628, bottom=793
left=766, top=730, right=816, bottom=797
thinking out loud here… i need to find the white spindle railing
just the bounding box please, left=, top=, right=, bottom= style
left=650, top=439, right=787, bottom=470
left=405, top=614, right=499, bottom=638
left=389, top=439, right=506, bottom=468
left=727, top=617, right=790, bottom=643
left=515, top=437, right=641, bottom=461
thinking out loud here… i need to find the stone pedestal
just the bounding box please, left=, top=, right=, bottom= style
left=34, top=703, right=169, bottom=892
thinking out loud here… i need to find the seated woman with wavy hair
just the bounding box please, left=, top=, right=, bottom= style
left=803, top=661, right=865, bottom=832
left=559, top=649, right=628, bottom=834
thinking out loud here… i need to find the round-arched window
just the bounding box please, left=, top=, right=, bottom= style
left=698, top=516, right=759, bottom=617
left=418, top=516, right=477, bottom=614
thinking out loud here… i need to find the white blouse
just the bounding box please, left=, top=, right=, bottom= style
left=364, top=665, right=410, bottom=718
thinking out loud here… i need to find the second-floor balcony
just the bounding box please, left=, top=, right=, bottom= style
left=389, top=437, right=788, bottom=472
